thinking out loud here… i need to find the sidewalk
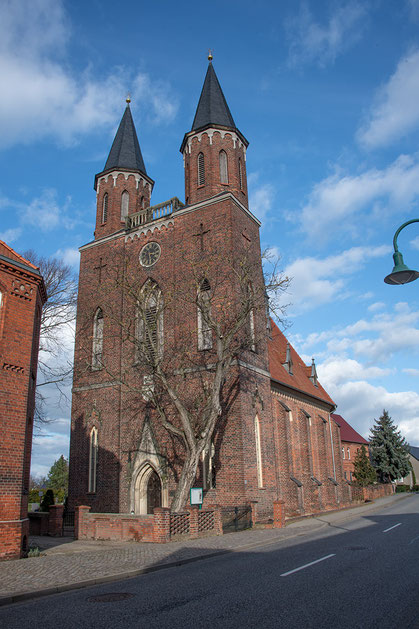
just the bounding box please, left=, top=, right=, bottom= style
left=0, top=494, right=409, bottom=606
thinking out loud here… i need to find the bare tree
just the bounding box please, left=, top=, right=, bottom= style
left=22, top=251, right=78, bottom=427
left=79, top=247, right=289, bottom=511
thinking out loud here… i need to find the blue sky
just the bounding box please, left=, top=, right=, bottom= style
left=2, top=0, right=419, bottom=475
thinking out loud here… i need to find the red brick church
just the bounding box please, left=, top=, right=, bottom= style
left=68, top=59, right=350, bottom=523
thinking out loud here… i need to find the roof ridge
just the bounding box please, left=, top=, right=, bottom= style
left=0, top=240, right=38, bottom=270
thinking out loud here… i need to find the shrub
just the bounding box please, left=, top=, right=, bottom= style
left=40, top=488, right=55, bottom=511
left=395, top=484, right=410, bottom=493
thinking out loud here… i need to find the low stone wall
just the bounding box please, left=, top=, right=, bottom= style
left=350, top=483, right=394, bottom=502
left=75, top=504, right=223, bottom=543
left=28, top=505, right=64, bottom=537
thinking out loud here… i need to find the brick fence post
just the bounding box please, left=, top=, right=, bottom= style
left=48, top=504, right=64, bottom=536
left=248, top=501, right=258, bottom=526
left=74, top=505, right=90, bottom=540
left=273, top=500, right=285, bottom=528
left=153, top=507, right=171, bottom=543
left=208, top=505, right=223, bottom=535
left=187, top=506, right=199, bottom=539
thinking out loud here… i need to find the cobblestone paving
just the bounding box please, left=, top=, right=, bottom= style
left=0, top=495, right=405, bottom=602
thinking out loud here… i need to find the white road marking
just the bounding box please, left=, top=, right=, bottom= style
left=383, top=523, right=402, bottom=533
left=280, top=554, right=336, bottom=577
left=408, top=534, right=419, bottom=545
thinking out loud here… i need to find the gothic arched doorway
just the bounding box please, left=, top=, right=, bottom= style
left=146, top=469, right=162, bottom=514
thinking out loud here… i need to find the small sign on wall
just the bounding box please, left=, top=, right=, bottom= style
left=190, top=487, right=203, bottom=505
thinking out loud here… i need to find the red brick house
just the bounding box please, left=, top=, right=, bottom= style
left=68, top=60, right=350, bottom=525
left=332, top=413, right=369, bottom=482
left=0, top=242, right=46, bottom=559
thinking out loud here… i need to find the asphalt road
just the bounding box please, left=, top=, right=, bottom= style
left=1, top=494, right=418, bottom=629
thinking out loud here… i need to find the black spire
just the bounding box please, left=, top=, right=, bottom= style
left=191, top=62, right=236, bottom=132
left=104, top=104, right=147, bottom=175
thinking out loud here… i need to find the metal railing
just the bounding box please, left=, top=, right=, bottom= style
left=125, top=197, right=184, bottom=230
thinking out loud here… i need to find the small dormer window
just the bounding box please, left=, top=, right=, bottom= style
left=219, top=150, right=228, bottom=184
left=198, top=153, right=205, bottom=186
left=102, top=193, right=108, bottom=224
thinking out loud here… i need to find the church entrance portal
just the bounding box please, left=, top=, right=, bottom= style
left=146, top=470, right=162, bottom=514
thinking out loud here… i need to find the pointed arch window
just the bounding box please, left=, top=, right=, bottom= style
left=198, top=152, right=205, bottom=186
left=219, top=150, right=228, bottom=184
left=102, top=193, right=108, bottom=223
left=137, top=281, right=163, bottom=364
left=197, top=278, right=212, bottom=350
left=255, top=415, right=263, bottom=488
left=92, top=308, right=104, bottom=370
left=88, top=427, right=98, bottom=493
left=238, top=158, right=243, bottom=190
left=121, top=190, right=129, bottom=221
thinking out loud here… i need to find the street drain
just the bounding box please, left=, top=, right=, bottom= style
left=87, top=593, right=134, bottom=603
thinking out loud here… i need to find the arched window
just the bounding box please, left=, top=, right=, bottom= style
left=342, top=447, right=345, bottom=459
left=197, top=278, right=212, bottom=350
left=347, top=447, right=351, bottom=460
left=92, top=308, right=104, bottom=370
left=198, top=152, right=205, bottom=186
left=102, top=194, right=108, bottom=223
left=219, top=150, right=228, bottom=184
left=88, top=427, right=98, bottom=493
left=255, top=416, right=263, bottom=488
left=140, top=196, right=145, bottom=209
left=121, top=190, right=129, bottom=221
left=137, top=281, right=163, bottom=363
left=238, top=158, right=243, bottom=190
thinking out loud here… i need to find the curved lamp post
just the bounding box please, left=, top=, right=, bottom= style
left=384, top=219, right=419, bottom=285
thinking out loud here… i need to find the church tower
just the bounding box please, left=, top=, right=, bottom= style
left=68, top=59, right=278, bottom=520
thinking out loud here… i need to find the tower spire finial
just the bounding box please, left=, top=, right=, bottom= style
left=126, top=93, right=131, bottom=105
left=208, top=49, right=213, bottom=62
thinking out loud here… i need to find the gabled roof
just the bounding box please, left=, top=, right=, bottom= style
left=0, top=241, right=39, bottom=272
left=268, top=319, right=335, bottom=407
left=332, top=413, right=369, bottom=445
left=191, top=62, right=236, bottom=132
left=103, top=104, right=147, bottom=175
left=409, top=445, right=419, bottom=461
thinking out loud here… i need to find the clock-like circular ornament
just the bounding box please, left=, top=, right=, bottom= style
left=139, top=242, right=161, bottom=267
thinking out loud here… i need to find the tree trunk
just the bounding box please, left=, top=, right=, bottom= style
left=171, top=449, right=202, bottom=512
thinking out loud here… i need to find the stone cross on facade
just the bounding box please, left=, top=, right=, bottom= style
left=94, top=258, right=107, bottom=283
left=193, top=223, right=211, bottom=251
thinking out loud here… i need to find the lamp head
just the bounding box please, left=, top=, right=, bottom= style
left=384, top=250, right=419, bottom=285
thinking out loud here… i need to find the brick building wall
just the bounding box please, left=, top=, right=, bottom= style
left=0, top=243, right=46, bottom=560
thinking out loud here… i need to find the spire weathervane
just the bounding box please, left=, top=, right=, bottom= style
left=208, top=49, right=213, bottom=62
left=126, top=93, right=131, bottom=104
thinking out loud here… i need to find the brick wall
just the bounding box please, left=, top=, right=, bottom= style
left=0, top=247, right=45, bottom=560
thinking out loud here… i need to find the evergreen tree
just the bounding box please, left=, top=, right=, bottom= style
left=46, top=455, right=69, bottom=502
left=353, top=445, right=377, bottom=486
left=369, top=410, right=410, bottom=483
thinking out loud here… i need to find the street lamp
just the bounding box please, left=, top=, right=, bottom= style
left=384, top=219, right=419, bottom=285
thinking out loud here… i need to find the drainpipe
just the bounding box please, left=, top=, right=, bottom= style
left=328, top=412, right=336, bottom=480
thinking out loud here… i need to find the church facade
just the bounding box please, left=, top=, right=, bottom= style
left=68, top=61, right=350, bottom=522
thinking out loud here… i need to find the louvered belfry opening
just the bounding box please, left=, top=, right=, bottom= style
left=198, top=152, right=205, bottom=186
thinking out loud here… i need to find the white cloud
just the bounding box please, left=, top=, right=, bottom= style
left=403, top=368, right=419, bottom=376
left=368, top=301, right=386, bottom=312
left=249, top=173, right=275, bottom=221
left=284, top=245, right=390, bottom=312
left=286, top=2, right=366, bottom=68
left=0, top=0, right=178, bottom=149
left=358, top=49, right=419, bottom=149
left=0, top=227, right=22, bottom=243
left=299, top=155, right=419, bottom=243
left=318, top=357, right=391, bottom=386
left=55, top=247, right=80, bottom=268
left=322, top=377, right=419, bottom=445
left=411, top=235, right=419, bottom=250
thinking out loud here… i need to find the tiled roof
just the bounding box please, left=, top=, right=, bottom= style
left=332, top=413, right=369, bottom=444
left=0, top=240, right=39, bottom=271
left=103, top=105, right=147, bottom=175
left=268, top=319, right=335, bottom=407
left=409, top=445, right=419, bottom=461
left=191, top=62, right=236, bottom=132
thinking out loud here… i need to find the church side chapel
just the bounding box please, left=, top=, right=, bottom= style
left=68, top=57, right=350, bottom=525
